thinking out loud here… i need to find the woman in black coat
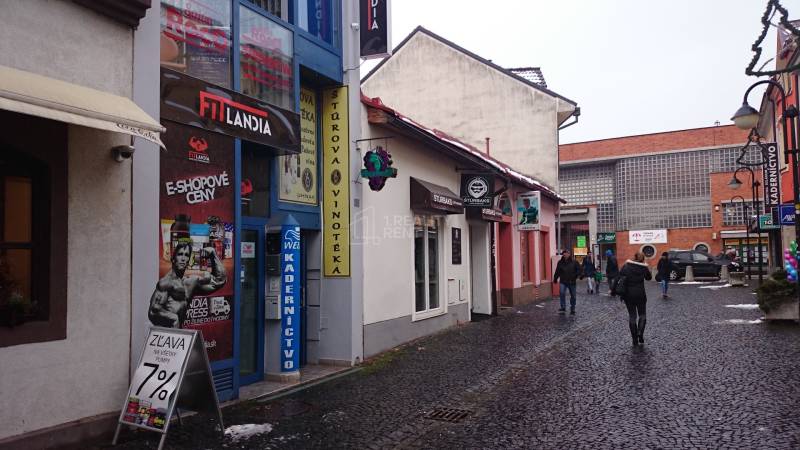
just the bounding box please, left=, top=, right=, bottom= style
left=615, top=252, right=652, bottom=346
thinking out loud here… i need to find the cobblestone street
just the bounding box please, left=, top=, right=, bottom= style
left=108, top=281, right=800, bottom=449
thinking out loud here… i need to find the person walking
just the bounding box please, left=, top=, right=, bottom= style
left=656, top=252, right=670, bottom=299
left=582, top=252, right=598, bottom=294
left=553, top=250, right=581, bottom=315
left=613, top=252, right=652, bottom=346
left=605, top=249, right=619, bottom=295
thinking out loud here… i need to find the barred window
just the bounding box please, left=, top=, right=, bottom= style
left=722, top=202, right=750, bottom=226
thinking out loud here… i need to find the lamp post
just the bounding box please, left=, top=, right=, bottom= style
left=729, top=167, right=763, bottom=283
left=727, top=195, right=750, bottom=279
left=732, top=79, right=799, bottom=286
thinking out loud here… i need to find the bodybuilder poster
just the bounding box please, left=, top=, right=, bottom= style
left=151, top=120, right=235, bottom=361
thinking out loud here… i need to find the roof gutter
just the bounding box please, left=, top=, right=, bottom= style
left=558, top=106, right=581, bottom=131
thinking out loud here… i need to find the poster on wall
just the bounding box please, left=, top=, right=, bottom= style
left=279, top=87, right=318, bottom=205
left=322, top=86, right=350, bottom=277
left=629, top=229, right=667, bottom=244
left=151, top=120, right=235, bottom=362
left=516, top=191, right=541, bottom=231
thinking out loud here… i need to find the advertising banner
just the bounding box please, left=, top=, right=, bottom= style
left=279, top=87, right=318, bottom=205
left=160, top=68, right=300, bottom=153
left=597, top=232, right=616, bottom=244
left=780, top=204, right=796, bottom=225
left=629, top=229, right=667, bottom=244
left=517, top=191, right=541, bottom=231
left=759, top=214, right=780, bottom=230
left=152, top=121, right=235, bottom=362
left=762, top=143, right=780, bottom=211
left=281, top=223, right=301, bottom=372
left=322, top=87, right=350, bottom=277
left=461, top=174, right=494, bottom=207
left=360, top=0, right=391, bottom=59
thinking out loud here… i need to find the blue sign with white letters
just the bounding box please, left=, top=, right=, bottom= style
left=280, top=220, right=301, bottom=372
left=780, top=204, right=796, bottom=225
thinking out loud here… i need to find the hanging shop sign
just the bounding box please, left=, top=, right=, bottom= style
left=113, top=327, right=223, bottom=447
left=279, top=87, right=318, bottom=205
left=759, top=214, right=780, bottom=230
left=629, top=229, right=667, bottom=244
left=452, top=227, right=462, bottom=265
left=360, top=0, right=391, bottom=59
left=280, top=221, right=301, bottom=372
left=780, top=203, right=796, bottom=225
left=153, top=121, right=235, bottom=362
left=160, top=68, right=300, bottom=153
left=360, top=145, right=398, bottom=191
left=322, top=86, right=350, bottom=277
left=597, top=232, right=616, bottom=244
left=517, top=191, right=541, bottom=231
left=410, top=177, right=464, bottom=214
left=466, top=207, right=507, bottom=222
left=460, top=174, right=494, bottom=207
left=762, top=142, right=780, bottom=210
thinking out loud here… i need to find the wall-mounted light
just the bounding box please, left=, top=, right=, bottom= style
left=112, top=145, right=135, bottom=162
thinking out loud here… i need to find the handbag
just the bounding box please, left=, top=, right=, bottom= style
left=655, top=273, right=663, bottom=282
left=612, top=275, right=628, bottom=296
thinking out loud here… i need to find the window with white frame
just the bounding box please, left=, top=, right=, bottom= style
left=414, top=215, right=440, bottom=314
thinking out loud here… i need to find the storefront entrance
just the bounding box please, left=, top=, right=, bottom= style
left=240, top=226, right=265, bottom=385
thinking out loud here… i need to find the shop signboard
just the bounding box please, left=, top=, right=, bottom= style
left=360, top=145, right=398, bottom=191
left=360, top=0, right=391, bottom=59
left=780, top=204, right=796, bottom=225
left=322, top=86, right=350, bottom=277
left=152, top=122, right=235, bottom=362
left=597, top=232, right=616, bottom=244
left=114, top=328, right=223, bottom=449
left=759, top=214, right=780, bottom=230
left=281, top=222, right=301, bottom=372
left=460, top=174, right=494, bottom=207
left=762, top=143, right=780, bottom=210
left=452, top=228, right=462, bottom=265
left=516, top=191, right=541, bottom=231
left=160, top=68, right=300, bottom=153
left=629, top=229, right=667, bottom=244
left=279, top=87, right=318, bottom=205
left=576, top=235, right=587, bottom=249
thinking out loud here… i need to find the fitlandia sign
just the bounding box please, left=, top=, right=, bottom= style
left=160, top=68, right=300, bottom=153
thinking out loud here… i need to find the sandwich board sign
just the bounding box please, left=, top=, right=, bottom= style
left=113, top=327, right=223, bottom=450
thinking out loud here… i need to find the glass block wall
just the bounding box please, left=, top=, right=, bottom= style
left=559, top=145, right=762, bottom=232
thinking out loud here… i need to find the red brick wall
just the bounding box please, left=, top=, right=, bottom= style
left=615, top=228, right=718, bottom=270
left=560, top=125, right=750, bottom=162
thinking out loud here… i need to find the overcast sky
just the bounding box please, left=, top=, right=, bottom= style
left=362, top=0, right=781, bottom=144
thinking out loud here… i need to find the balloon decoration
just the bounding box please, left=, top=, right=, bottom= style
left=784, top=240, right=799, bottom=282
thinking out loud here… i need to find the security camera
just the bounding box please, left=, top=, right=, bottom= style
left=112, top=145, right=135, bottom=162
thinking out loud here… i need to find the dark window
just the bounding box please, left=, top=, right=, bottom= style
left=695, top=243, right=709, bottom=253
left=0, top=112, right=67, bottom=347
left=241, top=143, right=271, bottom=217
left=521, top=232, right=531, bottom=282
left=297, top=0, right=339, bottom=46
left=641, top=245, right=656, bottom=258
left=245, top=0, right=284, bottom=18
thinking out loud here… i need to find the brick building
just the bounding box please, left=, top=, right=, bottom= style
left=558, top=125, right=776, bottom=275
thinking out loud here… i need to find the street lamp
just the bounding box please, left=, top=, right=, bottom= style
left=726, top=195, right=751, bottom=279
left=732, top=79, right=799, bottom=288
left=729, top=167, right=763, bottom=283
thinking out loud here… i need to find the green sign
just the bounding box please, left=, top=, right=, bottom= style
left=576, top=235, right=587, bottom=248
left=597, top=232, right=616, bottom=244
left=759, top=214, right=780, bottom=230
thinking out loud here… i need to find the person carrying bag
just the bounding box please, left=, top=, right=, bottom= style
left=612, top=252, right=652, bottom=346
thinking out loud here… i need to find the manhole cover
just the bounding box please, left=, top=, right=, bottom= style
left=425, top=407, right=472, bottom=423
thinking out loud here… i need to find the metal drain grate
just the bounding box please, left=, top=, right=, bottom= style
left=425, top=407, right=472, bottom=423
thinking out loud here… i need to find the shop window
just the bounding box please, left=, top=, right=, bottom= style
left=297, top=0, right=339, bottom=46
left=160, top=0, right=233, bottom=88
left=244, top=0, right=286, bottom=19
left=414, top=215, right=440, bottom=315
left=497, top=193, right=511, bottom=215
left=241, top=143, right=271, bottom=217
left=0, top=139, right=66, bottom=347
left=239, top=6, right=294, bottom=111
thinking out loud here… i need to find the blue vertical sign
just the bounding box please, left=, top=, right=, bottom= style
left=280, top=220, right=301, bottom=372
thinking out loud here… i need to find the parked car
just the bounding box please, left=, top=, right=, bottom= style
left=666, top=250, right=734, bottom=281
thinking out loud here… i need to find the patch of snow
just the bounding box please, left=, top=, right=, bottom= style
left=724, top=304, right=760, bottom=310
left=714, top=319, right=763, bottom=325
left=699, top=284, right=732, bottom=290
left=225, top=423, right=273, bottom=442
left=535, top=304, right=545, bottom=308
left=676, top=281, right=710, bottom=285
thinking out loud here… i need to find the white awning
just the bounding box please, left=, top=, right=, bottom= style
left=0, top=64, right=164, bottom=147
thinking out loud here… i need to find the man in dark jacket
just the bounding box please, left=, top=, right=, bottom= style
left=553, top=250, right=581, bottom=315
left=605, top=249, right=619, bottom=295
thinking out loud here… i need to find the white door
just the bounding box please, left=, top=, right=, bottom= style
left=469, top=223, right=492, bottom=315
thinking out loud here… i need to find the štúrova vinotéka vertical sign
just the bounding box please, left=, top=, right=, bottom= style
left=281, top=224, right=301, bottom=372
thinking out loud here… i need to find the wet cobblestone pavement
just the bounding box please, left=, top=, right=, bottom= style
left=104, top=281, right=800, bottom=449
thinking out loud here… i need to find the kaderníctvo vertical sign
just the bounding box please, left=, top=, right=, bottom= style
left=762, top=142, right=780, bottom=211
